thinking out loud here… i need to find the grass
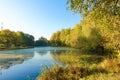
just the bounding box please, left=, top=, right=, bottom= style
left=37, top=51, right=120, bottom=80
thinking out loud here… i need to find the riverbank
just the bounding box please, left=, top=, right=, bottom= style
left=37, top=52, right=120, bottom=80
left=0, top=46, right=34, bottom=51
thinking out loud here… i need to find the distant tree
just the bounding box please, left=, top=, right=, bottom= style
left=50, top=28, right=71, bottom=47
left=50, top=31, right=62, bottom=46
left=23, top=34, right=34, bottom=47
left=60, top=28, right=71, bottom=46
left=0, top=29, right=14, bottom=47
left=15, top=31, right=25, bottom=47
left=35, top=36, right=49, bottom=47
left=0, top=29, right=34, bottom=49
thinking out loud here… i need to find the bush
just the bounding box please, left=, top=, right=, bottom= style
left=0, top=44, right=6, bottom=49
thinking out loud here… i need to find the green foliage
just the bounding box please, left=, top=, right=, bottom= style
left=15, top=31, right=34, bottom=47
left=38, top=51, right=120, bottom=80
left=67, top=0, right=120, bottom=16
left=50, top=0, right=120, bottom=54
left=69, top=24, right=82, bottom=48
left=50, top=31, right=62, bottom=46
left=50, top=28, right=71, bottom=47
left=60, top=28, right=71, bottom=46
left=50, top=22, right=104, bottom=52
left=0, top=29, right=34, bottom=49
left=35, top=36, right=49, bottom=47
left=0, top=44, right=5, bottom=49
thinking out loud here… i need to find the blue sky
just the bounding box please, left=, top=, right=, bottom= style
left=0, top=0, right=81, bottom=40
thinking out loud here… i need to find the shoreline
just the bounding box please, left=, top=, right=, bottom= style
left=0, top=46, right=34, bottom=51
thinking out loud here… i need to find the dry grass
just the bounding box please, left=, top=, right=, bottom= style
left=37, top=52, right=120, bottom=80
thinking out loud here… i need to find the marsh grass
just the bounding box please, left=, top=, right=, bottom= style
left=37, top=51, right=120, bottom=80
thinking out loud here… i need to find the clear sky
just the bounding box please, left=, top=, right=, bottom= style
left=0, top=0, right=81, bottom=40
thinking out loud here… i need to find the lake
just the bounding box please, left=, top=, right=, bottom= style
left=0, top=47, right=76, bottom=80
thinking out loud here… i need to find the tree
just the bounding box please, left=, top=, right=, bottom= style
left=67, top=0, right=120, bottom=17
left=67, top=0, right=120, bottom=54
left=15, top=31, right=25, bottom=47
left=50, top=31, right=62, bottom=47
left=69, top=24, right=82, bottom=48
left=35, top=36, right=49, bottom=47
left=23, top=34, right=34, bottom=47
left=0, top=29, right=14, bottom=47
left=60, top=28, right=71, bottom=46
left=0, top=29, right=34, bottom=49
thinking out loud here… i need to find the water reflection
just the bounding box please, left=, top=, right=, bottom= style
left=35, top=50, right=48, bottom=56
left=0, top=49, right=34, bottom=70
left=0, top=47, right=60, bottom=80
left=50, top=49, right=104, bottom=66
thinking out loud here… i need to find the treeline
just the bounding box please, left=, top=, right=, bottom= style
left=50, top=17, right=120, bottom=54
left=0, top=29, right=50, bottom=49
left=35, top=36, right=50, bottom=47
left=0, top=29, right=34, bottom=49
left=50, top=0, right=120, bottom=54
left=1, top=0, right=119, bottom=54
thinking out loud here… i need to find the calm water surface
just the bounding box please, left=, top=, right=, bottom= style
left=0, top=47, right=75, bottom=80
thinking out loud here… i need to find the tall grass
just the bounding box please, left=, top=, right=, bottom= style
left=37, top=51, right=120, bottom=80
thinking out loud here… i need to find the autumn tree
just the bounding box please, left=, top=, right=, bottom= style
left=67, top=0, right=120, bottom=16
left=0, top=29, right=34, bottom=49
left=67, top=0, right=120, bottom=54
left=69, top=24, right=82, bottom=48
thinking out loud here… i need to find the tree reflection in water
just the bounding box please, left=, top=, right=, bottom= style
left=0, top=49, right=34, bottom=70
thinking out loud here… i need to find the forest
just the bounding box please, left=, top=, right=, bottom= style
left=50, top=0, right=120, bottom=55
left=0, top=0, right=120, bottom=55
left=0, top=29, right=51, bottom=49
left=0, top=29, right=34, bottom=49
